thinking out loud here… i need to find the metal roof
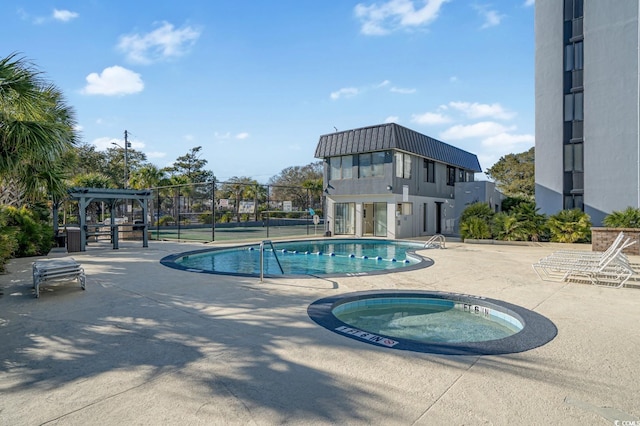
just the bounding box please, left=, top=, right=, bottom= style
left=314, top=123, right=482, bottom=172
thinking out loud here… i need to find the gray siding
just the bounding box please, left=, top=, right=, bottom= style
left=534, top=0, right=565, bottom=216
left=535, top=0, right=640, bottom=224
left=583, top=1, right=640, bottom=224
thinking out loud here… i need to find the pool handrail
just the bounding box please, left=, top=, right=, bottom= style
left=260, top=240, right=284, bottom=282
left=424, top=234, right=446, bottom=249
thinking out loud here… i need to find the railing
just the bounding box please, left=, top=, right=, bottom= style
left=260, top=240, right=284, bottom=282
left=424, top=234, right=446, bottom=249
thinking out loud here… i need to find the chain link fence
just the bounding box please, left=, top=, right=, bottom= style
left=147, top=180, right=324, bottom=242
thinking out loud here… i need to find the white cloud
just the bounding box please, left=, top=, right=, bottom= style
left=214, top=132, right=232, bottom=139
left=384, top=116, right=400, bottom=123
left=236, top=132, right=250, bottom=140
left=481, top=132, right=534, bottom=148
left=411, top=112, right=451, bottom=125
left=375, top=80, right=391, bottom=88
left=92, top=136, right=147, bottom=151
left=330, top=87, right=359, bottom=100
left=524, top=0, right=535, bottom=6
left=440, top=121, right=515, bottom=140
left=146, top=151, right=167, bottom=159
left=82, top=66, right=144, bottom=96
left=449, top=76, right=458, bottom=83
left=390, top=86, right=416, bottom=94
left=474, top=5, right=505, bottom=29
left=92, top=137, right=123, bottom=151
left=118, top=21, right=201, bottom=64
left=53, top=9, right=78, bottom=22
left=354, top=0, right=450, bottom=35
left=448, top=101, right=515, bottom=120
left=183, top=134, right=194, bottom=141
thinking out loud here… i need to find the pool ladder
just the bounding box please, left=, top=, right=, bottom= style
left=424, top=234, right=446, bottom=249
left=260, top=240, right=284, bottom=282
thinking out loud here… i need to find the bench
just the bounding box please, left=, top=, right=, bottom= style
left=32, top=258, right=86, bottom=298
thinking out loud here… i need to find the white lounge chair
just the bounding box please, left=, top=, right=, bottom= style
left=32, top=258, right=86, bottom=298
left=532, top=238, right=636, bottom=288
left=537, top=232, right=624, bottom=263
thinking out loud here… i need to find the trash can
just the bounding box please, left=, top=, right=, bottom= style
left=55, top=232, right=67, bottom=248
left=66, top=227, right=82, bottom=252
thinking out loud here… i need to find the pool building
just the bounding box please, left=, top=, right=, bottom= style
left=315, top=123, right=500, bottom=238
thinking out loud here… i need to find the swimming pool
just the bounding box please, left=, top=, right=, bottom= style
left=160, top=239, right=433, bottom=277
left=308, top=290, right=557, bottom=355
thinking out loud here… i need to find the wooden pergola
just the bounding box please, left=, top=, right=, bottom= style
left=56, top=187, right=153, bottom=251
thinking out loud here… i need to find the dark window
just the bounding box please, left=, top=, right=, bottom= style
left=458, top=169, right=466, bottom=182
left=564, top=143, right=583, bottom=172
left=423, top=159, right=435, bottom=183
left=446, top=166, right=456, bottom=186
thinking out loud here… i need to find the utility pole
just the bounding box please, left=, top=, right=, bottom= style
left=124, top=130, right=130, bottom=189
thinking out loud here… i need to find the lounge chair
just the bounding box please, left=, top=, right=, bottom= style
left=32, top=258, right=86, bottom=298
left=532, top=238, right=636, bottom=288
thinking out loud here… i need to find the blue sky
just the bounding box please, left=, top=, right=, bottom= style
left=2, top=0, right=535, bottom=182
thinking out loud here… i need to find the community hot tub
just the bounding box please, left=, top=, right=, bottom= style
left=308, top=290, right=557, bottom=355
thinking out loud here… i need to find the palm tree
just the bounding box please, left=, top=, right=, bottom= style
left=129, top=165, right=167, bottom=225
left=0, top=53, right=78, bottom=206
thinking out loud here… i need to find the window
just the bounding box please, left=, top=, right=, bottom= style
left=359, top=153, right=372, bottom=178
left=564, top=93, right=584, bottom=122
left=564, top=143, right=583, bottom=172
left=395, top=152, right=411, bottom=179
left=565, top=44, right=573, bottom=71
left=372, top=152, right=385, bottom=177
left=574, top=41, right=583, bottom=70
left=458, top=169, right=466, bottom=182
left=423, top=159, right=435, bottom=183
left=358, top=152, right=385, bottom=178
left=329, top=155, right=353, bottom=180
left=396, top=203, right=412, bottom=215
left=334, top=203, right=355, bottom=234
left=446, top=166, right=456, bottom=186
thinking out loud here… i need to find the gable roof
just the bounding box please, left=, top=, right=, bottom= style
left=314, top=123, right=482, bottom=172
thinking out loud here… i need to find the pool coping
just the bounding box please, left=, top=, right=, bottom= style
left=159, top=238, right=435, bottom=278
left=307, top=290, right=558, bottom=356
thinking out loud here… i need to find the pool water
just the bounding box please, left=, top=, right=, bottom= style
left=172, top=239, right=428, bottom=276
left=333, top=298, right=523, bottom=343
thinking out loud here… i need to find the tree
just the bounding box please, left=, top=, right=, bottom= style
left=219, top=176, right=265, bottom=222
left=105, top=146, right=147, bottom=188
left=486, top=147, right=534, bottom=198
left=0, top=53, right=78, bottom=205
left=167, top=146, right=213, bottom=183
left=268, top=162, right=323, bottom=210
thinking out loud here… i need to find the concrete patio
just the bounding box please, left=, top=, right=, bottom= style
left=0, top=240, right=638, bottom=425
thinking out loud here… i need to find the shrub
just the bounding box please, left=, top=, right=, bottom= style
left=459, top=202, right=494, bottom=240
left=603, top=207, right=640, bottom=228
left=547, top=209, right=591, bottom=243
left=460, top=216, right=491, bottom=239
left=491, top=212, right=520, bottom=241
left=0, top=213, right=18, bottom=272
left=511, top=201, right=547, bottom=241
left=0, top=205, right=53, bottom=257
left=460, top=202, right=494, bottom=223
left=158, top=216, right=175, bottom=226
left=198, top=212, right=213, bottom=224
left=501, top=196, right=532, bottom=213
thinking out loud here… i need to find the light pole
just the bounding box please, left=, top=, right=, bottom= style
left=112, top=130, right=131, bottom=188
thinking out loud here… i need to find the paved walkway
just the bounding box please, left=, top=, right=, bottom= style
left=0, top=240, right=638, bottom=425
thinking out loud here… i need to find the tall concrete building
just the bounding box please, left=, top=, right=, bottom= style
left=535, top=0, right=640, bottom=225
